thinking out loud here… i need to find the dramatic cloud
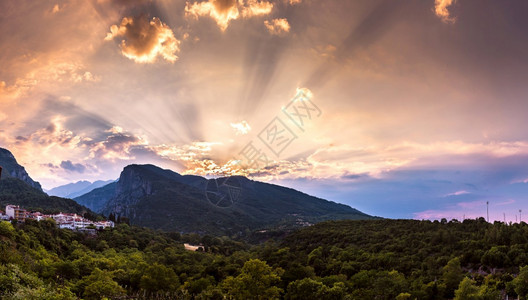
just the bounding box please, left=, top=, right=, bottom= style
left=105, top=16, right=180, bottom=63
left=241, top=0, right=274, bottom=18
left=230, top=121, right=251, bottom=135
left=14, top=117, right=86, bottom=149
left=434, top=0, right=456, bottom=23
left=176, top=140, right=528, bottom=184
left=264, top=18, right=290, bottom=35
left=3, top=0, right=528, bottom=220
left=87, top=126, right=148, bottom=161
left=60, top=160, right=86, bottom=173
left=149, top=142, right=220, bottom=162
left=185, top=0, right=273, bottom=31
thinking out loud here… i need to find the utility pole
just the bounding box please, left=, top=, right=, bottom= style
left=486, top=201, right=489, bottom=222
left=504, top=213, right=506, bottom=223
left=520, top=209, right=522, bottom=223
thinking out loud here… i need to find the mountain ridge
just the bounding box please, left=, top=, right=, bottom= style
left=0, top=147, right=42, bottom=191
left=77, top=164, right=373, bottom=234
left=0, top=147, right=97, bottom=216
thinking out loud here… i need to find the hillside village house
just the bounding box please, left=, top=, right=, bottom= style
left=2, top=205, right=114, bottom=230
left=5, top=205, right=26, bottom=222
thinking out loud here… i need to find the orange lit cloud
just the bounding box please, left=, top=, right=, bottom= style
left=185, top=0, right=273, bottom=31
left=241, top=0, right=273, bottom=18
left=434, top=0, right=456, bottom=23
left=264, top=18, right=290, bottom=35
left=149, top=142, right=220, bottom=162
left=105, top=16, right=180, bottom=63
left=175, top=140, right=528, bottom=182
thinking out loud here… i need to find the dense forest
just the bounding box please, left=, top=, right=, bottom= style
left=2, top=218, right=528, bottom=299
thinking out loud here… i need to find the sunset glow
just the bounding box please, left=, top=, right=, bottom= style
left=1, top=0, right=528, bottom=221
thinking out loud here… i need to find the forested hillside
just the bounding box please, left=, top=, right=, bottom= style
left=0, top=178, right=97, bottom=218
left=77, top=164, right=372, bottom=234
left=2, top=218, right=528, bottom=299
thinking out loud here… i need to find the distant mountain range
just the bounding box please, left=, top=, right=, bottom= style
left=76, top=164, right=374, bottom=234
left=47, top=180, right=115, bottom=199
left=74, top=182, right=117, bottom=214
left=0, top=148, right=95, bottom=216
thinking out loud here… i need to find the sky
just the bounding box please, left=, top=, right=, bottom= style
left=1, top=0, right=528, bottom=221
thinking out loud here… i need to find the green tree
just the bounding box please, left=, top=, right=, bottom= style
left=514, top=266, right=528, bottom=299
left=396, top=293, right=412, bottom=300
left=481, top=247, right=510, bottom=268
left=286, top=278, right=323, bottom=300
left=442, top=257, right=464, bottom=298
left=454, top=277, right=479, bottom=300
left=222, top=259, right=283, bottom=300
left=78, top=268, right=125, bottom=300
left=0, top=221, right=15, bottom=238
left=139, top=263, right=180, bottom=292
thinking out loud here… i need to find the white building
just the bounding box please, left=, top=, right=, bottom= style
left=5, top=205, right=26, bottom=221
left=3, top=205, right=114, bottom=230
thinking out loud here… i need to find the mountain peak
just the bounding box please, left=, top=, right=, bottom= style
left=74, top=163, right=373, bottom=234
left=0, top=148, right=16, bottom=159
left=0, top=147, right=42, bottom=191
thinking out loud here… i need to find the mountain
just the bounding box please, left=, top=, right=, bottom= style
left=78, top=164, right=373, bottom=234
left=74, top=182, right=117, bottom=213
left=0, top=147, right=96, bottom=216
left=47, top=180, right=115, bottom=198
left=0, top=147, right=42, bottom=191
